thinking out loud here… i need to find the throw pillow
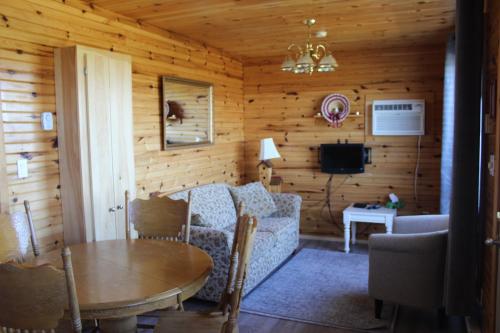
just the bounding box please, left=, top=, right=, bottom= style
left=169, top=184, right=237, bottom=229
left=230, top=182, right=277, bottom=219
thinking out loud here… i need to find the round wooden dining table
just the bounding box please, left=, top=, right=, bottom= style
left=30, top=239, right=213, bottom=332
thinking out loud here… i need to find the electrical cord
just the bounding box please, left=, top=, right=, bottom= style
left=320, top=174, right=349, bottom=232
left=414, top=135, right=422, bottom=209
left=319, top=173, right=376, bottom=236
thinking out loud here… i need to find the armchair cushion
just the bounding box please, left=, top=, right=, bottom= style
left=229, top=182, right=277, bottom=219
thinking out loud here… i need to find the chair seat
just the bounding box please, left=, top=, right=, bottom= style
left=154, top=311, right=229, bottom=333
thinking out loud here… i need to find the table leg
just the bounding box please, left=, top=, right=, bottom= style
left=386, top=217, right=394, bottom=234
left=343, top=214, right=350, bottom=253
left=99, top=316, right=137, bottom=333
left=351, top=222, right=357, bottom=245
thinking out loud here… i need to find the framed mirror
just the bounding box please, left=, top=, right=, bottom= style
left=162, top=77, right=213, bottom=149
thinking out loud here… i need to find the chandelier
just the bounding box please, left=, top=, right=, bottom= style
left=281, top=18, right=338, bottom=75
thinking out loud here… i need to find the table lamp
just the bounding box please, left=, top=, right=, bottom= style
left=258, top=138, right=281, bottom=190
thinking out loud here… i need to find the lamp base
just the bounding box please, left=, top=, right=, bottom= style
left=258, top=163, right=272, bottom=190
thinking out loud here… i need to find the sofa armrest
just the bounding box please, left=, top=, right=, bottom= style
left=368, top=231, right=447, bottom=309
left=270, top=193, right=302, bottom=220
left=189, top=225, right=233, bottom=262
left=393, top=215, right=449, bottom=234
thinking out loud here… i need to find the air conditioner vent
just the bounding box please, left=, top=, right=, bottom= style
left=372, top=99, right=425, bottom=136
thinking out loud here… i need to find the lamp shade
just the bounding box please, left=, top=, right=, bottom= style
left=281, top=56, right=296, bottom=71
left=259, top=138, right=281, bottom=161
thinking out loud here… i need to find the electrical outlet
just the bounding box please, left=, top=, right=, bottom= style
left=41, top=112, right=53, bottom=131
left=17, top=159, right=28, bottom=179
left=488, top=154, right=495, bottom=176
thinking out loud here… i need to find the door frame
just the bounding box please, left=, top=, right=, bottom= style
left=0, top=81, right=9, bottom=214
left=495, top=39, right=500, bottom=333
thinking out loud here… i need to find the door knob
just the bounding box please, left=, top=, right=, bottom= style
left=109, top=207, right=116, bottom=212
left=485, top=238, right=500, bottom=247
left=116, top=205, right=124, bottom=210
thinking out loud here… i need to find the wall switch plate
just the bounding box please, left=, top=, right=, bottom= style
left=17, top=159, right=28, bottom=179
left=41, top=112, right=53, bottom=131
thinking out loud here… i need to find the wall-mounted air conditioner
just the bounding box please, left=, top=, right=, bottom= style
left=372, top=99, right=425, bottom=136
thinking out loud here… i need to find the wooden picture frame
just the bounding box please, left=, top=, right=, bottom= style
left=162, top=77, right=214, bottom=150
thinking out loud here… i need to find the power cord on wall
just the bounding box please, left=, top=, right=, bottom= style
left=320, top=174, right=348, bottom=233
left=414, top=135, right=422, bottom=209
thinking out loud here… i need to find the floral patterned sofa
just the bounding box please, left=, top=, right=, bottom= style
left=170, top=183, right=302, bottom=302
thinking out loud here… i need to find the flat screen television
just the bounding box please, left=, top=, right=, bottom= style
left=320, top=144, right=365, bottom=174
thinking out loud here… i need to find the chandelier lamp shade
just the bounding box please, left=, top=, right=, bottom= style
left=281, top=18, right=338, bottom=75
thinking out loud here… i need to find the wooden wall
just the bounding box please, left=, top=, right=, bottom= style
left=244, top=46, right=445, bottom=236
left=0, top=0, right=244, bottom=252
left=482, top=0, right=500, bottom=330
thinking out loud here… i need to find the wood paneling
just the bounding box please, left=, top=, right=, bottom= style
left=0, top=0, right=244, bottom=252
left=243, top=46, right=444, bottom=236
left=482, top=0, right=500, bottom=330
left=86, top=0, right=455, bottom=61
left=0, top=88, right=8, bottom=214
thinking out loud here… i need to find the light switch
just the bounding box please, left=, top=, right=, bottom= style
left=17, top=159, right=28, bottom=179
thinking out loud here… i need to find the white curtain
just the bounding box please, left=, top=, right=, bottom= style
left=440, top=35, right=456, bottom=214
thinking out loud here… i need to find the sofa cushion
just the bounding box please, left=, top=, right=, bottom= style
left=170, top=183, right=236, bottom=229
left=229, top=182, right=277, bottom=219
left=259, top=217, right=297, bottom=236
left=224, top=222, right=277, bottom=261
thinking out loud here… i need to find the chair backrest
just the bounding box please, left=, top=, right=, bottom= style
left=0, top=201, right=40, bottom=262
left=0, top=247, right=82, bottom=332
left=126, top=190, right=192, bottom=242
left=219, top=206, right=258, bottom=333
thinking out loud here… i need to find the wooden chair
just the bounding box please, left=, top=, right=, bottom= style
left=125, top=190, right=192, bottom=242
left=153, top=209, right=259, bottom=333
left=0, top=200, right=40, bottom=262
left=0, top=247, right=82, bottom=332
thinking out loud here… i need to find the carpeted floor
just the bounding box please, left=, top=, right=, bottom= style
left=241, top=248, right=395, bottom=332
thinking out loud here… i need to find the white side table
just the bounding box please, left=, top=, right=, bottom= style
left=342, top=204, right=397, bottom=253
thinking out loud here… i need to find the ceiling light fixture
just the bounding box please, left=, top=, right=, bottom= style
left=281, top=18, right=338, bottom=75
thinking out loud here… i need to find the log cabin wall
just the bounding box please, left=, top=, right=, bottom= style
left=0, top=0, right=244, bottom=252
left=243, top=46, right=445, bottom=236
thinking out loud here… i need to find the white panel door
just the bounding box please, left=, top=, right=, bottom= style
left=84, top=52, right=117, bottom=241
left=109, top=55, right=134, bottom=240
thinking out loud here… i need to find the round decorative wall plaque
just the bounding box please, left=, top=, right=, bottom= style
left=321, top=94, right=350, bottom=127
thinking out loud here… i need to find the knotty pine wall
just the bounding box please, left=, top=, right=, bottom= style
left=244, top=46, right=445, bottom=236
left=0, top=0, right=244, bottom=252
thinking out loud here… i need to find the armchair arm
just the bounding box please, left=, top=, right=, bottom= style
left=368, top=231, right=448, bottom=309
left=369, top=231, right=448, bottom=253
left=270, top=193, right=302, bottom=220
left=393, top=214, right=449, bottom=234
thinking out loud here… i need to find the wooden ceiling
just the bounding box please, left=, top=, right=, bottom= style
left=87, top=0, right=455, bottom=62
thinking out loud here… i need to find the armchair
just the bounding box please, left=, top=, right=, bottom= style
left=368, top=215, right=449, bottom=318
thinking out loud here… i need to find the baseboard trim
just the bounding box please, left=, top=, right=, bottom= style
left=299, top=233, right=368, bottom=244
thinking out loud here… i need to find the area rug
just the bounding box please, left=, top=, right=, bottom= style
left=241, top=248, right=395, bottom=332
